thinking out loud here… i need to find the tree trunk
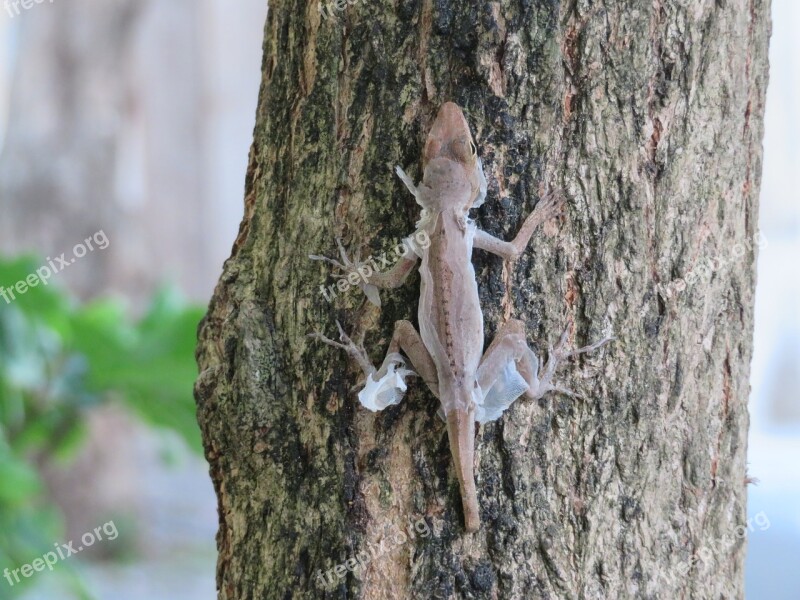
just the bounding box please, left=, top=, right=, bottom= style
left=195, top=1, right=770, bottom=598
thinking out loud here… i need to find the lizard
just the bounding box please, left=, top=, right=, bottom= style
left=310, top=102, right=612, bottom=532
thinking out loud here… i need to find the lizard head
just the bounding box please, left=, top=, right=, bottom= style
left=420, top=102, right=487, bottom=213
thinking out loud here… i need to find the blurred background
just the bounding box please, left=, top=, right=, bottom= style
left=0, top=0, right=266, bottom=598
left=745, top=1, right=800, bottom=597
left=0, top=1, right=796, bottom=599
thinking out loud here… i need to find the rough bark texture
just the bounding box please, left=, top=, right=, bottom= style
left=195, top=1, right=770, bottom=598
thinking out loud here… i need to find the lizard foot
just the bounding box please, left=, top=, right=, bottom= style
left=308, top=320, right=376, bottom=378
left=309, top=238, right=381, bottom=306
left=308, top=321, right=415, bottom=411
left=527, top=317, right=614, bottom=400
left=535, top=190, right=567, bottom=223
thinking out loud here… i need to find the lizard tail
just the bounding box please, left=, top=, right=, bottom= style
left=446, top=408, right=480, bottom=532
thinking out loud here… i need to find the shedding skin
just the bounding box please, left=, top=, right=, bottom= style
left=310, top=103, right=612, bottom=532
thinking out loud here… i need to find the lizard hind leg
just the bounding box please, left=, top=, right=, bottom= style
left=531, top=317, right=614, bottom=400
left=474, top=319, right=537, bottom=423
left=360, top=319, right=441, bottom=411
left=474, top=318, right=614, bottom=422
left=386, top=320, right=440, bottom=399
left=309, top=321, right=411, bottom=411
left=309, top=320, right=439, bottom=412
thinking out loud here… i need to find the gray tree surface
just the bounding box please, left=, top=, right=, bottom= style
left=195, top=0, right=770, bottom=598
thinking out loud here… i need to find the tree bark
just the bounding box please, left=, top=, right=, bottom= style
left=195, top=1, right=770, bottom=598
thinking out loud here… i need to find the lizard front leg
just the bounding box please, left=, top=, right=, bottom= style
left=309, top=319, right=439, bottom=410
left=473, top=191, right=565, bottom=261
left=310, top=237, right=419, bottom=306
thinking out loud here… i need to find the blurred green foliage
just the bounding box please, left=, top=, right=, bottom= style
left=0, top=256, right=204, bottom=596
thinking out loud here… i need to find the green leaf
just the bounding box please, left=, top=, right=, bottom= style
left=0, top=455, right=42, bottom=503
left=0, top=254, right=206, bottom=598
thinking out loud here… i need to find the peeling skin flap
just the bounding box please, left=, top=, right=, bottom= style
left=357, top=354, right=414, bottom=411
left=474, top=361, right=529, bottom=424
left=357, top=346, right=530, bottom=422
left=361, top=283, right=381, bottom=307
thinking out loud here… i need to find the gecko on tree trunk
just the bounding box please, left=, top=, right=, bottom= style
left=311, top=102, right=612, bottom=532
